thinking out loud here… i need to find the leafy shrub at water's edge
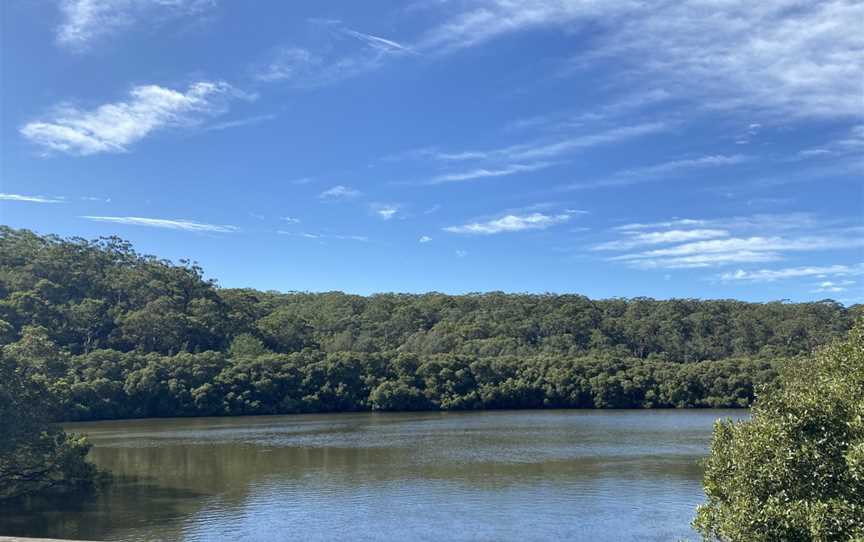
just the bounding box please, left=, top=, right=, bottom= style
left=0, top=351, right=96, bottom=501
left=694, top=320, right=864, bottom=541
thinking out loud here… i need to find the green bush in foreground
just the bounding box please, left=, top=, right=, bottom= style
left=694, top=320, right=864, bottom=541
left=0, top=352, right=96, bottom=501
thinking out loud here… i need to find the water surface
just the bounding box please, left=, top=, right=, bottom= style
left=0, top=409, right=743, bottom=541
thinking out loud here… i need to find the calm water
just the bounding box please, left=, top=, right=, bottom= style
left=0, top=409, right=743, bottom=541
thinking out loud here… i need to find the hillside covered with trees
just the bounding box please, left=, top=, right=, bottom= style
left=0, top=226, right=859, bottom=421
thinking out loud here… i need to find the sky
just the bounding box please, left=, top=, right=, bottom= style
left=1, top=0, right=862, bottom=302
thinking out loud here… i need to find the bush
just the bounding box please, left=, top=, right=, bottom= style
left=694, top=321, right=864, bottom=541
left=0, top=353, right=97, bottom=500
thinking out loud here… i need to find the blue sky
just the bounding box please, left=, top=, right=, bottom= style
left=1, top=0, right=862, bottom=302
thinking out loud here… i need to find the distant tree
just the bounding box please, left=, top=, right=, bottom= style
left=257, top=308, right=316, bottom=352
left=694, top=321, right=864, bottom=541
left=228, top=333, right=269, bottom=359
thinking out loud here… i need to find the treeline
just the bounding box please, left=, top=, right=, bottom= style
left=6, top=334, right=779, bottom=419
left=0, top=226, right=859, bottom=420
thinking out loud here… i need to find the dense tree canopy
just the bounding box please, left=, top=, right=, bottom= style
left=694, top=320, right=864, bottom=541
left=0, top=226, right=858, bottom=422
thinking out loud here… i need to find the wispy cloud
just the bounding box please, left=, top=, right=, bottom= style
left=427, top=162, right=553, bottom=184
left=202, top=113, right=277, bottom=132
left=420, top=1, right=863, bottom=119
left=253, top=47, right=323, bottom=83
left=506, top=89, right=673, bottom=133
left=56, top=0, right=216, bottom=51
left=445, top=212, right=572, bottom=235
left=343, top=29, right=413, bottom=54
left=81, top=215, right=238, bottom=233
left=597, top=213, right=863, bottom=269
left=281, top=216, right=301, bottom=224
left=593, top=229, right=730, bottom=251
left=419, top=235, right=432, bottom=243
left=614, top=235, right=864, bottom=269
left=252, top=24, right=410, bottom=87
left=719, top=264, right=864, bottom=282
left=615, top=219, right=708, bottom=231
left=566, top=155, right=751, bottom=190
left=277, top=230, right=369, bottom=242
left=432, top=123, right=669, bottom=164
left=21, top=82, right=250, bottom=155
left=0, top=193, right=64, bottom=204
left=793, top=125, right=864, bottom=160
left=615, top=214, right=822, bottom=233
left=811, top=280, right=856, bottom=294
left=319, top=185, right=361, bottom=199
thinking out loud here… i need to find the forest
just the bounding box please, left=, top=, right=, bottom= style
left=0, top=225, right=859, bottom=421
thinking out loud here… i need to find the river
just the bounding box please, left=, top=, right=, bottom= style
left=0, top=409, right=744, bottom=541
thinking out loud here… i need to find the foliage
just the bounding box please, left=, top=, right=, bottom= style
left=694, top=320, right=864, bottom=541
left=0, top=352, right=96, bottom=500
left=0, top=226, right=857, bottom=422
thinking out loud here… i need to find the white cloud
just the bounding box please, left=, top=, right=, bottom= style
left=21, top=81, right=248, bottom=155
left=455, top=250, right=468, bottom=257
left=81, top=215, right=238, bottom=233
left=369, top=203, right=401, bottom=220
left=281, top=216, right=301, bottom=224
left=376, top=207, right=398, bottom=220
left=719, top=264, right=864, bottom=282
left=614, top=235, right=864, bottom=269
left=598, top=212, right=864, bottom=270
left=623, top=236, right=864, bottom=260
left=319, top=185, right=361, bottom=199
left=624, top=251, right=781, bottom=269
left=428, top=162, right=553, bottom=184
left=56, top=0, right=215, bottom=51
left=419, top=235, right=432, bottom=243
left=593, top=229, right=730, bottom=251
left=0, top=193, right=64, bottom=204
left=420, top=0, right=864, bottom=119
left=445, top=212, right=571, bottom=235
left=810, top=280, right=855, bottom=294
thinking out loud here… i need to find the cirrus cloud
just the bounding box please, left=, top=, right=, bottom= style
left=81, top=215, right=238, bottom=233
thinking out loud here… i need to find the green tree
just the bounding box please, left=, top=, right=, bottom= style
left=694, top=321, right=864, bottom=541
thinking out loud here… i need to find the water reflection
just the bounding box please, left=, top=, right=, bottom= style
left=0, top=409, right=744, bottom=541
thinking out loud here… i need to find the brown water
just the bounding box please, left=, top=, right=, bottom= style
left=0, top=409, right=743, bottom=541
